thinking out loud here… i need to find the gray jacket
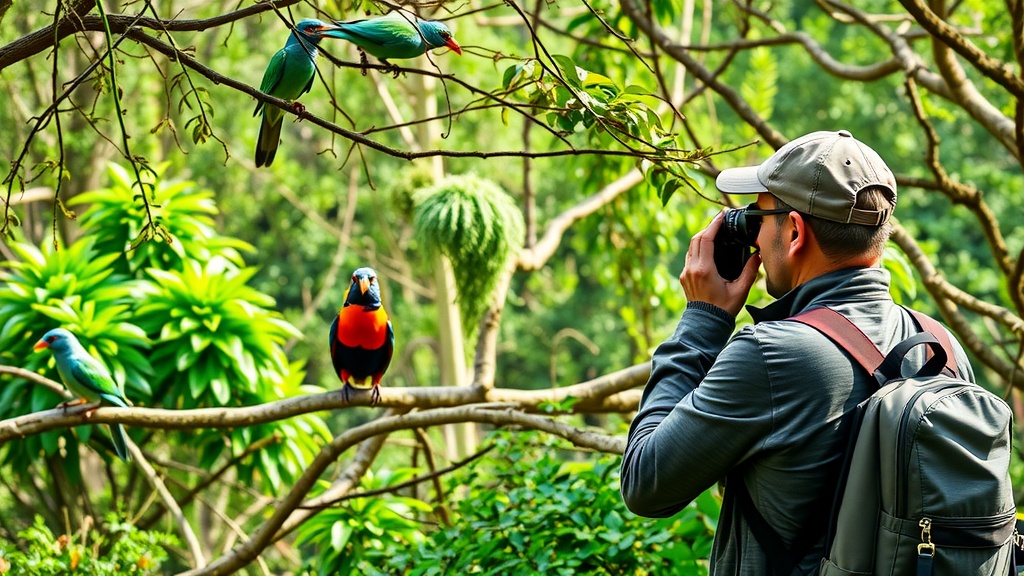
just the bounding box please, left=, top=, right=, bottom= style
left=620, top=267, right=974, bottom=575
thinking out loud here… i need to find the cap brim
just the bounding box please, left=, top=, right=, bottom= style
left=716, top=166, right=768, bottom=194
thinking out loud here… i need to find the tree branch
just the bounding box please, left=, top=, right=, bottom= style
left=126, top=437, right=206, bottom=568
left=177, top=405, right=624, bottom=576
left=898, top=0, right=1024, bottom=98
left=0, top=363, right=649, bottom=443
left=890, top=223, right=1024, bottom=382
left=517, top=168, right=645, bottom=270
left=0, top=1, right=300, bottom=72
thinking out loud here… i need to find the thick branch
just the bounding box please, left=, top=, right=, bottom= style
left=272, top=420, right=393, bottom=540
left=0, top=366, right=71, bottom=398
left=177, top=405, right=624, bottom=576
left=822, top=0, right=1021, bottom=156
left=0, top=363, right=649, bottom=443
left=0, top=1, right=300, bottom=72
left=517, top=168, right=645, bottom=270
left=890, top=223, right=1024, bottom=383
left=898, top=0, right=1024, bottom=98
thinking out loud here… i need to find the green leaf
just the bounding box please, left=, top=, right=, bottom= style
left=552, top=55, right=582, bottom=89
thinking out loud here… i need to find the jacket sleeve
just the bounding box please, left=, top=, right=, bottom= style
left=620, top=302, right=775, bottom=517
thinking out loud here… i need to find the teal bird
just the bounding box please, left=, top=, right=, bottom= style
left=324, top=12, right=462, bottom=67
left=34, top=328, right=131, bottom=462
left=254, top=18, right=345, bottom=168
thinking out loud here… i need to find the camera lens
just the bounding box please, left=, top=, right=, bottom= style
left=720, top=208, right=755, bottom=247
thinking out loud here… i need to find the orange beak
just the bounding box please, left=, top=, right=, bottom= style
left=33, top=340, right=49, bottom=352
left=446, top=38, right=462, bottom=56
left=358, top=277, right=371, bottom=295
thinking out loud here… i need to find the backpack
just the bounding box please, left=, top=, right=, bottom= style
left=733, top=306, right=1017, bottom=576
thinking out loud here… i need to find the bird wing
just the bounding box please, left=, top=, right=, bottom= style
left=380, top=319, right=395, bottom=378
left=328, top=315, right=345, bottom=378
left=69, top=356, right=129, bottom=408
left=254, top=49, right=289, bottom=116
left=337, top=14, right=420, bottom=50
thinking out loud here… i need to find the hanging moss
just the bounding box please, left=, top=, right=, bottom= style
left=413, top=174, right=524, bottom=332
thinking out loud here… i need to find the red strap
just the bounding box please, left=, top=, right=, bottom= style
left=790, top=307, right=884, bottom=374
left=792, top=306, right=960, bottom=379
left=905, top=309, right=958, bottom=376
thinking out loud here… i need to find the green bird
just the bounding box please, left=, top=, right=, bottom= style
left=254, top=18, right=345, bottom=168
left=323, top=12, right=462, bottom=67
left=34, top=328, right=131, bottom=462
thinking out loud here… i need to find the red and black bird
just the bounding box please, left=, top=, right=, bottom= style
left=329, top=267, right=394, bottom=404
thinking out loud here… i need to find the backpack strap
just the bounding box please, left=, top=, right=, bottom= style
left=904, top=308, right=958, bottom=377
left=790, top=307, right=885, bottom=374
left=734, top=306, right=958, bottom=573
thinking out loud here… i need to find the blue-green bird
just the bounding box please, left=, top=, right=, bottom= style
left=254, top=18, right=345, bottom=168
left=34, top=328, right=131, bottom=462
left=323, top=12, right=462, bottom=66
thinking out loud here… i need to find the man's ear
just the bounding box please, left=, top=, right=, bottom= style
left=787, top=212, right=810, bottom=256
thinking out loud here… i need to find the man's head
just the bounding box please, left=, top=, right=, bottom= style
left=716, top=130, right=897, bottom=294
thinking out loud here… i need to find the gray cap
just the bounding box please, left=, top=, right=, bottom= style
left=715, top=130, right=897, bottom=225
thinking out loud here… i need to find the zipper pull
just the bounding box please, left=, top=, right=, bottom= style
left=918, top=518, right=935, bottom=553
left=918, top=518, right=935, bottom=576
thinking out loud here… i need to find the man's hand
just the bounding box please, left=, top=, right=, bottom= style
left=679, top=211, right=761, bottom=316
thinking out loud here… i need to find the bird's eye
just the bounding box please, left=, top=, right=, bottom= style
left=440, top=31, right=450, bottom=40
left=352, top=275, right=357, bottom=282
left=47, top=335, right=57, bottom=343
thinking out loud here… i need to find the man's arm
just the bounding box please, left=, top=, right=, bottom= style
left=620, top=304, right=773, bottom=517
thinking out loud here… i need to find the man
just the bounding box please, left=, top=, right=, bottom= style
left=619, top=130, right=974, bottom=575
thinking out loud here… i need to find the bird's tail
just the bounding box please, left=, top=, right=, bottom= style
left=110, top=423, right=131, bottom=462
left=255, top=114, right=283, bottom=168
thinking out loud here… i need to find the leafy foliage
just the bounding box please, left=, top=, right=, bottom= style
left=296, top=468, right=432, bottom=576
left=130, top=241, right=327, bottom=492
left=349, top=432, right=715, bottom=575
left=68, top=163, right=252, bottom=274
left=414, top=174, right=525, bottom=331
left=0, top=163, right=331, bottom=501
left=0, top=237, right=152, bottom=465
left=0, top=514, right=177, bottom=575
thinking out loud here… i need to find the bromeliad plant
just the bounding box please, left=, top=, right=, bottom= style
left=135, top=256, right=299, bottom=407
left=68, top=162, right=253, bottom=274
left=0, top=237, right=152, bottom=467
left=0, top=162, right=330, bottom=503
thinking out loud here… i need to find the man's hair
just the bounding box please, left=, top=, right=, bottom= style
left=773, top=187, right=892, bottom=262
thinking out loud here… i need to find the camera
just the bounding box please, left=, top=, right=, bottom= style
left=713, top=207, right=756, bottom=280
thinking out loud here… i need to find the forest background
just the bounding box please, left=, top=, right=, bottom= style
left=0, top=0, right=1022, bottom=574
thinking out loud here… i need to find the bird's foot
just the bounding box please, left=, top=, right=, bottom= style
left=290, top=101, right=307, bottom=117
left=358, top=50, right=369, bottom=77
left=340, top=384, right=352, bottom=404
left=370, top=385, right=381, bottom=406
left=57, top=397, right=88, bottom=414
left=382, top=61, right=402, bottom=79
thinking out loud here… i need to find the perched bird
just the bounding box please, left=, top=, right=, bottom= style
left=323, top=12, right=461, bottom=70
left=33, top=328, right=131, bottom=462
left=329, top=267, right=395, bottom=405
left=254, top=18, right=345, bottom=168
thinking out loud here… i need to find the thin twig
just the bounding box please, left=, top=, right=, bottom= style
left=125, top=437, right=206, bottom=568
